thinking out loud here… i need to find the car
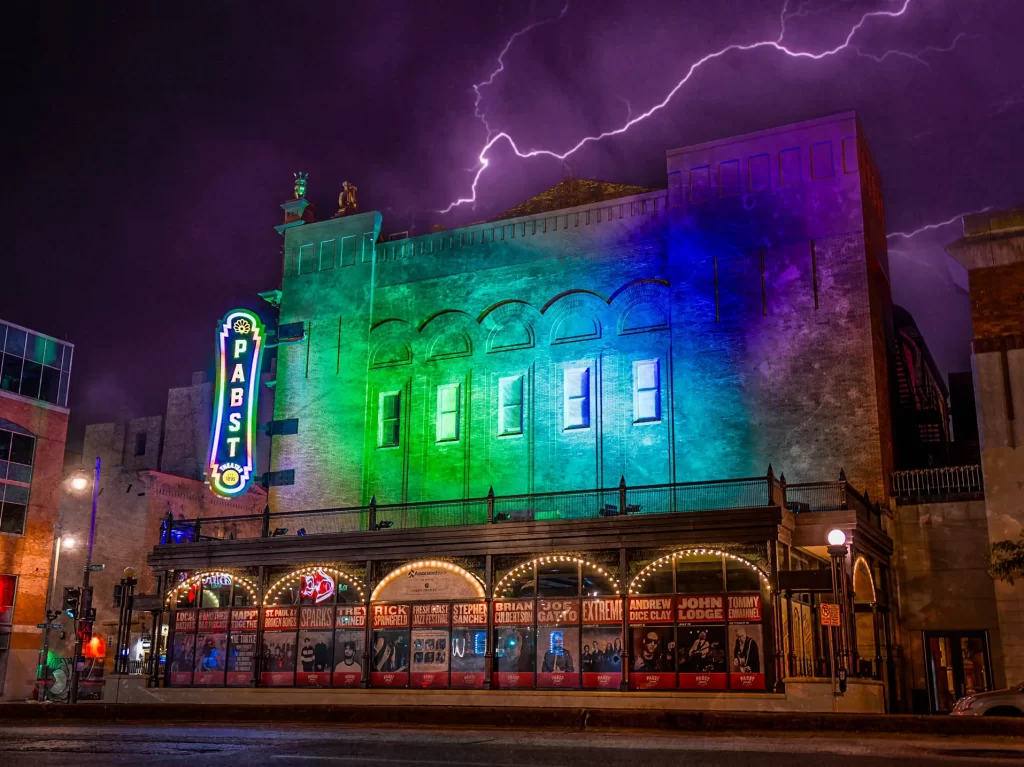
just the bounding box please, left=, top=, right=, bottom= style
left=951, top=682, right=1024, bottom=716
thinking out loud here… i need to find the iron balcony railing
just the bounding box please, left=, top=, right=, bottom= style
left=162, top=470, right=868, bottom=545
left=890, top=465, right=983, bottom=501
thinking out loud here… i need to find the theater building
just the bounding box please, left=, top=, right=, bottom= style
left=141, top=112, right=904, bottom=711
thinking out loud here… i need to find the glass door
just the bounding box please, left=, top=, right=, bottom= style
left=925, top=631, right=992, bottom=713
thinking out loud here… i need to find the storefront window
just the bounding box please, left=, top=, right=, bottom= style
left=676, top=554, right=723, bottom=594
left=537, top=599, right=580, bottom=688
left=629, top=550, right=769, bottom=692
left=536, top=562, right=577, bottom=597
left=451, top=602, right=487, bottom=689
left=333, top=605, right=367, bottom=688
left=726, top=559, right=761, bottom=592
left=194, top=609, right=229, bottom=685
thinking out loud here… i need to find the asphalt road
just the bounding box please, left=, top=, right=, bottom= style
left=1, top=724, right=1023, bottom=766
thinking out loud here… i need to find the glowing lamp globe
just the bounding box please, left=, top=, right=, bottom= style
left=71, top=476, right=88, bottom=491
left=827, top=529, right=847, bottom=547
left=62, top=536, right=76, bottom=549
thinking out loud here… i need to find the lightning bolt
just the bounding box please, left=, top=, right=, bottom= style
left=472, top=2, right=570, bottom=138
left=440, top=0, right=962, bottom=215
left=886, top=207, right=994, bottom=240
left=854, top=31, right=973, bottom=68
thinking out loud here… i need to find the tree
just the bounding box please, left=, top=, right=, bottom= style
left=989, top=534, right=1024, bottom=583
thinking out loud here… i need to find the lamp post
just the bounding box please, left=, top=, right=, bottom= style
left=114, top=567, right=139, bottom=674
left=36, top=469, right=90, bottom=700
left=69, top=456, right=101, bottom=704
left=826, top=528, right=849, bottom=709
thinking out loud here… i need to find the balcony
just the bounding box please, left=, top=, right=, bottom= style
left=890, top=465, right=984, bottom=504
left=160, top=471, right=879, bottom=546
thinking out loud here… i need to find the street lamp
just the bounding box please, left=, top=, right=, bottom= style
left=36, top=471, right=91, bottom=699
left=826, top=527, right=850, bottom=701
left=69, top=457, right=102, bottom=703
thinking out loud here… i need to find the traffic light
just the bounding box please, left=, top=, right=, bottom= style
left=63, top=587, right=81, bottom=619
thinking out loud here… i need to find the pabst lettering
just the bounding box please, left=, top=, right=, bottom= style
left=384, top=673, right=395, bottom=684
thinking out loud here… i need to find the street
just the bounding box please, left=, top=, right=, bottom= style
left=1, top=724, right=1022, bottom=766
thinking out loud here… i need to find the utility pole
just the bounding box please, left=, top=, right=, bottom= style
left=35, top=511, right=66, bottom=698
left=69, top=457, right=101, bottom=704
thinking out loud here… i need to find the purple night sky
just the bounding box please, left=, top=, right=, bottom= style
left=5, top=0, right=1023, bottom=444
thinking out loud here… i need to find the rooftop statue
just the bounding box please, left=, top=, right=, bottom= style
left=335, top=181, right=359, bottom=217
left=293, top=172, right=308, bottom=200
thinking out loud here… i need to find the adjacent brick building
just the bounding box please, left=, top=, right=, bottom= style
left=0, top=319, right=72, bottom=701
left=53, top=370, right=270, bottom=686
left=946, top=209, right=1024, bottom=692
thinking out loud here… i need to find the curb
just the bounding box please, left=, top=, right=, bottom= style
left=3, top=703, right=1024, bottom=736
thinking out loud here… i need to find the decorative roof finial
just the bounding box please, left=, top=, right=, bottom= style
left=334, top=180, right=359, bottom=217
left=293, top=172, right=309, bottom=200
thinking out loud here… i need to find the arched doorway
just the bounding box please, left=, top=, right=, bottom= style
left=261, top=566, right=365, bottom=688
left=492, top=556, right=621, bottom=690
left=370, top=561, right=486, bottom=689
left=627, top=548, right=772, bottom=692
left=164, top=570, right=259, bottom=687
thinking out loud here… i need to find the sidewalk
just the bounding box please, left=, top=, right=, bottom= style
left=3, top=701, right=1023, bottom=736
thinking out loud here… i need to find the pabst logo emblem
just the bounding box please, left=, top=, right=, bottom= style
left=552, top=674, right=565, bottom=684
left=696, top=675, right=710, bottom=686
left=300, top=569, right=336, bottom=604
left=508, top=673, right=520, bottom=685
left=597, top=674, right=611, bottom=684
left=462, top=674, right=475, bottom=684
left=645, top=675, right=658, bottom=687
left=384, top=673, right=395, bottom=684
left=740, top=674, right=755, bottom=687
left=424, top=675, right=434, bottom=685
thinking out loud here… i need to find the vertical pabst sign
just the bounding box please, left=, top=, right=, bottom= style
left=208, top=309, right=265, bottom=497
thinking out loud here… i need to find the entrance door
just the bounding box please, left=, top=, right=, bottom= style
left=925, top=631, right=992, bottom=713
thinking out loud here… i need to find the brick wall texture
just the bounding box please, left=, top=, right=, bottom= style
left=270, top=113, right=894, bottom=512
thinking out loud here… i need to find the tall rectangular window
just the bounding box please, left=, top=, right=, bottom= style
left=563, top=367, right=590, bottom=430
left=134, top=432, right=147, bottom=456
left=378, top=392, right=401, bottom=448
left=633, top=359, right=660, bottom=423
left=436, top=384, right=460, bottom=443
left=498, top=375, right=523, bottom=436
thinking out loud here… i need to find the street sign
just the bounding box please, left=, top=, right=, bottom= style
left=35, top=623, right=48, bottom=629
left=51, top=623, right=63, bottom=630
left=88, top=564, right=105, bottom=572
left=820, top=602, right=841, bottom=627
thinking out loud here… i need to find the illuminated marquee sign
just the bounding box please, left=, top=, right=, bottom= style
left=208, top=309, right=265, bottom=497
left=300, top=569, right=336, bottom=604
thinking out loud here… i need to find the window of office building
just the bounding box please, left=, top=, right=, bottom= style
left=0, top=322, right=73, bottom=407
left=0, top=426, right=34, bottom=535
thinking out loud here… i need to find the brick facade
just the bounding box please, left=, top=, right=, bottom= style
left=0, top=362, right=70, bottom=700
left=270, top=112, right=894, bottom=511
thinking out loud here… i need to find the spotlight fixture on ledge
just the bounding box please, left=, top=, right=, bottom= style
left=374, top=520, right=394, bottom=530
left=493, top=512, right=511, bottom=522
left=296, top=528, right=306, bottom=536
left=272, top=528, right=288, bottom=537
